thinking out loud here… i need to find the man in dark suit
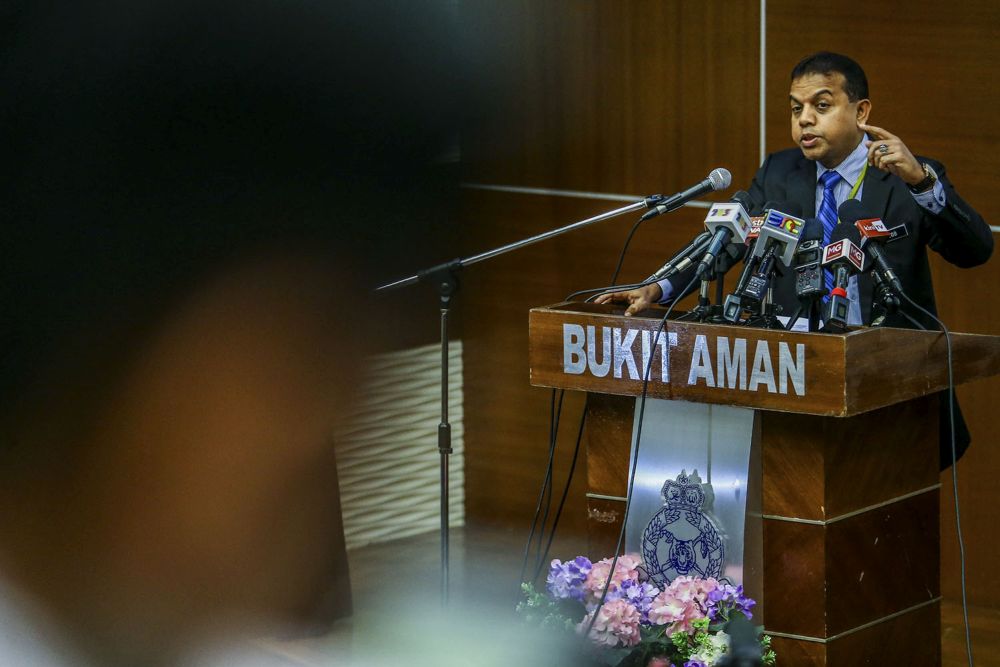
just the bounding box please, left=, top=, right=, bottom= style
left=598, top=52, right=992, bottom=467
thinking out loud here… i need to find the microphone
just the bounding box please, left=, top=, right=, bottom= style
left=820, top=224, right=865, bottom=332
left=639, top=168, right=733, bottom=221
left=647, top=230, right=712, bottom=281
left=732, top=201, right=802, bottom=287
left=695, top=190, right=752, bottom=278
left=733, top=203, right=806, bottom=312
left=721, top=201, right=801, bottom=323
left=751, top=206, right=807, bottom=267
left=837, top=200, right=904, bottom=295
left=792, top=218, right=826, bottom=303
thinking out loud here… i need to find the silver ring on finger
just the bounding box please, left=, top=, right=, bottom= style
left=878, top=143, right=889, bottom=154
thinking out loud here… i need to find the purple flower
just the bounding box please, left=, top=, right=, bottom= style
left=607, top=578, right=660, bottom=623
left=706, top=583, right=756, bottom=621
left=546, top=556, right=592, bottom=601
left=683, top=661, right=707, bottom=667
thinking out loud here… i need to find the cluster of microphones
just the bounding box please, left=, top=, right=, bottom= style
left=642, top=171, right=908, bottom=333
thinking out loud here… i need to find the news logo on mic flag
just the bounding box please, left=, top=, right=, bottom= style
left=822, top=239, right=865, bottom=273
left=751, top=209, right=806, bottom=266
left=764, top=209, right=805, bottom=237
left=746, top=216, right=766, bottom=242
left=855, top=217, right=892, bottom=246
left=704, top=203, right=751, bottom=242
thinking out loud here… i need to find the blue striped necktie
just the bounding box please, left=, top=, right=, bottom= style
left=818, top=170, right=843, bottom=300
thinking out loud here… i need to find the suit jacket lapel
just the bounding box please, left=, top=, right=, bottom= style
left=860, top=165, right=892, bottom=220
left=787, top=155, right=817, bottom=218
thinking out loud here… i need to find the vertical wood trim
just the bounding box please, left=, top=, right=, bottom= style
left=759, top=0, right=767, bottom=166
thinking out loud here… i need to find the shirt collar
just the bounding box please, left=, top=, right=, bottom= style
left=816, top=136, right=869, bottom=188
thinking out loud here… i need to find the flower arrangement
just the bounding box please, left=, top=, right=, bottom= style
left=516, top=555, right=775, bottom=667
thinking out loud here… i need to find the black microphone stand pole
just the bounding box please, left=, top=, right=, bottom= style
left=375, top=194, right=663, bottom=605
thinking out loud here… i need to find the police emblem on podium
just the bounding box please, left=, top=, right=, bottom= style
left=641, top=469, right=727, bottom=587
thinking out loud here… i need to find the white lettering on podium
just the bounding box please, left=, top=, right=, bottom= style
left=640, top=330, right=678, bottom=382
left=717, top=336, right=748, bottom=390
left=660, top=331, right=678, bottom=382
left=748, top=341, right=776, bottom=393
left=560, top=324, right=677, bottom=383
left=685, top=336, right=806, bottom=396
left=560, top=324, right=807, bottom=395
left=778, top=342, right=805, bottom=396
left=687, top=334, right=715, bottom=387
left=613, top=328, right=639, bottom=379
left=563, top=323, right=586, bottom=374
left=586, top=325, right=611, bottom=377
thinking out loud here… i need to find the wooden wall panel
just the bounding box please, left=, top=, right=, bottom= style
left=766, top=0, right=1000, bottom=608
left=462, top=0, right=762, bottom=198
left=457, top=0, right=762, bottom=554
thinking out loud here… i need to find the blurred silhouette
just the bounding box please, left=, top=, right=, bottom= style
left=0, top=1, right=461, bottom=664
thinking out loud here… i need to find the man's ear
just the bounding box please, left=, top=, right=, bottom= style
left=856, top=99, right=872, bottom=125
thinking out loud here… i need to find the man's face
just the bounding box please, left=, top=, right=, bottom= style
left=789, top=72, right=869, bottom=168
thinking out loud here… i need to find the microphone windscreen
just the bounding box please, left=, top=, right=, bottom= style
left=799, top=218, right=824, bottom=242
left=730, top=190, right=753, bottom=212
left=836, top=199, right=870, bottom=224
left=828, top=221, right=864, bottom=246
left=709, top=168, right=732, bottom=191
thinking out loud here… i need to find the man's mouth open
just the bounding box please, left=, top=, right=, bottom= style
left=801, top=133, right=820, bottom=148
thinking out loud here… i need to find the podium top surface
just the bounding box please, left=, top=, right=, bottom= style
left=528, top=302, right=1000, bottom=417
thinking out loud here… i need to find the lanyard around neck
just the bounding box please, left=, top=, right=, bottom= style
left=831, top=160, right=867, bottom=225
left=847, top=161, right=867, bottom=201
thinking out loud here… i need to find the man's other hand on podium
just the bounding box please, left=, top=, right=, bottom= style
left=594, top=283, right=663, bottom=316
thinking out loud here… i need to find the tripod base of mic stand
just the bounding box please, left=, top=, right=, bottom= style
left=745, top=303, right=785, bottom=329
left=676, top=303, right=725, bottom=323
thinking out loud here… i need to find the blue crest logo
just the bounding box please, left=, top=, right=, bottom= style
left=641, top=469, right=726, bottom=587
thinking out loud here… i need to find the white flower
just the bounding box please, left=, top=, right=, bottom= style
left=692, top=630, right=731, bottom=666
left=707, top=630, right=731, bottom=655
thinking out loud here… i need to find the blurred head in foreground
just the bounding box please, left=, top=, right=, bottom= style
left=0, top=0, right=458, bottom=664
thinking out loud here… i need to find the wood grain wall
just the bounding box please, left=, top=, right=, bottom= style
left=455, top=0, right=999, bottom=607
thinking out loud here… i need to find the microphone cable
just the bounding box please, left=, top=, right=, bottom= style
left=899, top=292, right=973, bottom=667
left=584, top=272, right=699, bottom=639
left=609, top=216, right=648, bottom=287
left=531, top=396, right=588, bottom=583
left=518, top=210, right=656, bottom=591
left=517, top=388, right=564, bottom=591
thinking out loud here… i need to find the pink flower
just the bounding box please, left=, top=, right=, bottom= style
left=577, top=598, right=642, bottom=648
left=647, top=576, right=719, bottom=635
left=583, top=554, right=642, bottom=603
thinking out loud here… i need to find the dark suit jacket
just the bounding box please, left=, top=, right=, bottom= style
left=669, top=147, right=993, bottom=467
left=745, top=147, right=992, bottom=329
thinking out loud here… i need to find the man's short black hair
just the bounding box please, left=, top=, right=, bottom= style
left=791, top=52, right=869, bottom=102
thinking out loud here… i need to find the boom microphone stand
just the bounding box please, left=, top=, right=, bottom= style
left=376, top=194, right=665, bottom=604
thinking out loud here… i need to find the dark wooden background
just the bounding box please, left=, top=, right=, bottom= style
left=393, top=0, right=1000, bottom=612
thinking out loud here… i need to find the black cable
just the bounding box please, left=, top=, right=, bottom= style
left=534, top=389, right=565, bottom=574
left=529, top=220, right=658, bottom=583
left=522, top=214, right=660, bottom=593
left=898, top=308, right=928, bottom=331
left=900, top=292, right=972, bottom=667
left=584, top=273, right=699, bottom=639
left=517, top=389, right=562, bottom=591
left=533, top=396, right=588, bottom=583
left=609, top=216, right=647, bottom=286
left=563, top=280, right=651, bottom=304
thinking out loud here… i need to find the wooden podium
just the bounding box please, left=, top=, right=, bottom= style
left=528, top=301, right=1000, bottom=665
